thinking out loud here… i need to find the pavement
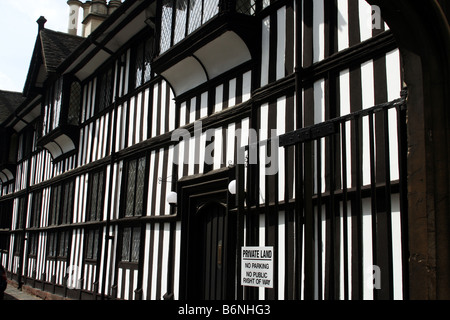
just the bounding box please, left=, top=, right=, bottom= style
left=2, top=285, right=43, bottom=300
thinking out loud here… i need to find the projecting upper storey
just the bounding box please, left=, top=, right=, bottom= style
left=152, top=0, right=260, bottom=96
left=19, top=0, right=264, bottom=159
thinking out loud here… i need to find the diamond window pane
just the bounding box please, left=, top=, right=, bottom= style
left=203, top=0, right=219, bottom=24
left=96, top=172, right=104, bottom=221
left=236, top=0, right=257, bottom=15
left=90, top=173, right=99, bottom=221
left=188, top=0, right=202, bottom=34
left=160, top=0, right=174, bottom=53
left=68, top=82, right=81, bottom=125
left=93, top=230, right=99, bottom=260
left=62, top=181, right=74, bottom=225
left=173, top=0, right=188, bottom=45
left=125, top=160, right=137, bottom=217
left=131, top=227, right=141, bottom=262
left=51, top=186, right=61, bottom=226
left=48, top=233, right=55, bottom=257
left=121, top=228, right=131, bottom=261
left=87, top=230, right=94, bottom=259
left=135, top=42, right=144, bottom=88
left=58, top=232, right=69, bottom=257
left=143, top=38, right=153, bottom=83
left=134, top=157, right=146, bottom=216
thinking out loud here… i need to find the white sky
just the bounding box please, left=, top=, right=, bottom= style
left=0, top=0, right=70, bottom=93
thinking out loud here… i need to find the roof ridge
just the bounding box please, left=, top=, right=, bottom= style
left=40, top=27, right=85, bottom=40
left=0, top=89, right=23, bottom=95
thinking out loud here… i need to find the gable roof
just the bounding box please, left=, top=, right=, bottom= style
left=40, top=29, right=85, bottom=73
left=23, top=19, right=84, bottom=97
left=0, top=90, right=26, bottom=125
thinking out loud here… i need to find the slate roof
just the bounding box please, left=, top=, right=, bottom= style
left=23, top=25, right=85, bottom=97
left=39, top=28, right=85, bottom=73
left=0, top=90, right=25, bottom=125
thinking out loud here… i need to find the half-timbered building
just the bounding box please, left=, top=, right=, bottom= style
left=0, top=0, right=449, bottom=300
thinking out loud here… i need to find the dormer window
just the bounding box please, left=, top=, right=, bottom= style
left=42, top=76, right=81, bottom=137
left=133, top=35, right=154, bottom=89
left=38, top=75, right=81, bottom=160
left=42, top=77, right=63, bottom=136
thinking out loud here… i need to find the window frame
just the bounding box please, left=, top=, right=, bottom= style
left=96, top=66, right=115, bottom=114
left=121, top=155, right=148, bottom=218
left=85, top=228, right=101, bottom=262
left=132, top=35, right=154, bottom=89
left=119, top=226, right=141, bottom=264
left=13, top=233, right=23, bottom=256
left=49, top=179, right=75, bottom=227
left=16, top=196, right=27, bottom=230
left=30, top=190, right=43, bottom=229
left=87, top=169, right=106, bottom=222
left=47, top=231, right=70, bottom=260
left=159, top=0, right=221, bottom=54
left=28, top=232, right=39, bottom=258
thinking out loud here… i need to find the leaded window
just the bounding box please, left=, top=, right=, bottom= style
left=236, top=0, right=258, bottom=15
left=43, top=77, right=63, bottom=136
left=30, top=190, right=42, bottom=228
left=134, top=36, right=154, bottom=88
left=28, top=233, right=38, bottom=256
left=61, top=181, right=74, bottom=225
left=121, top=226, right=141, bottom=263
left=124, top=156, right=147, bottom=217
left=13, top=234, right=23, bottom=256
left=159, top=0, right=220, bottom=53
left=68, top=81, right=81, bottom=125
left=41, top=76, right=80, bottom=138
left=58, top=231, right=70, bottom=258
left=50, top=185, right=61, bottom=226
left=97, top=67, right=114, bottom=113
left=47, top=231, right=69, bottom=258
left=16, top=196, right=27, bottom=230
left=88, top=170, right=105, bottom=222
left=86, top=229, right=100, bottom=260
left=50, top=180, right=75, bottom=226
left=47, top=232, right=58, bottom=258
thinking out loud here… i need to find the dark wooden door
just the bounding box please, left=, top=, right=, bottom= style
left=187, top=199, right=236, bottom=300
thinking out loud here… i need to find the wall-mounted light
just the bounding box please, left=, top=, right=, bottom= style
left=228, top=180, right=237, bottom=195
left=167, top=191, right=178, bottom=206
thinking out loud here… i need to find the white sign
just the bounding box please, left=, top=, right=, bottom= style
left=241, top=246, right=274, bottom=288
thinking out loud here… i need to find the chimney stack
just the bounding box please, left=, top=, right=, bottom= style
left=67, top=0, right=82, bottom=36
left=108, top=0, right=122, bottom=15
left=67, top=1, right=122, bottom=38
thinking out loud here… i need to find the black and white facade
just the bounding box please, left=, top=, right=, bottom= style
left=1, top=0, right=449, bottom=300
